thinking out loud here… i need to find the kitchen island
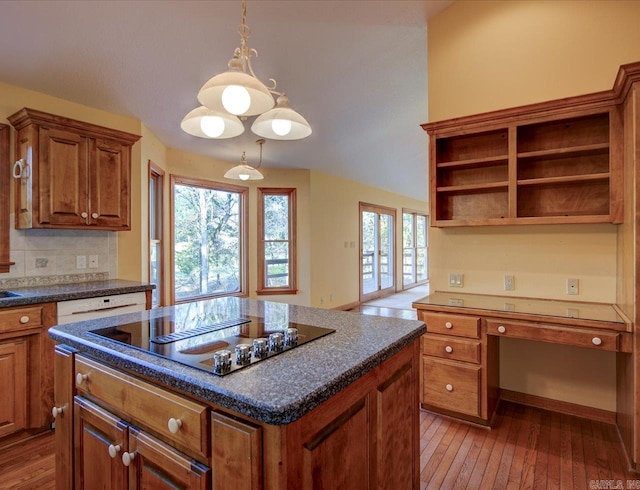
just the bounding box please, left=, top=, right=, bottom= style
left=49, top=297, right=425, bottom=489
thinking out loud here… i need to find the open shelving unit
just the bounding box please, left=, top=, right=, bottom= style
left=423, top=99, right=623, bottom=227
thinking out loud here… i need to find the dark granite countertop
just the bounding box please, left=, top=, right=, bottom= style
left=48, top=297, right=425, bottom=425
left=0, top=279, right=154, bottom=307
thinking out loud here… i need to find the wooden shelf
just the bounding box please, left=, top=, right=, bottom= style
left=517, top=173, right=609, bottom=187
left=437, top=182, right=509, bottom=193
left=436, top=155, right=509, bottom=169
left=517, top=143, right=609, bottom=161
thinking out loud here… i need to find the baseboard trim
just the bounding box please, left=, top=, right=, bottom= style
left=333, top=301, right=360, bottom=311
left=500, top=389, right=616, bottom=424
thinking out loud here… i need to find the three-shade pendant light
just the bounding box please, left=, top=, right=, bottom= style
left=181, top=0, right=312, bottom=143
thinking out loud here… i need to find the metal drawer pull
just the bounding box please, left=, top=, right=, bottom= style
left=81, top=212, right=88, bottom=218
left=168, top=417, right=183, bottom=434
left=51, top=405, right=65, bottom=418
left=592, top=337, right=602, bottom=346
left=108, top=444, right=121, bottom=459
left=19, top=316, right=30, bottom=324
left=445, top=321, right=453, bottom=329
left=92, top=213, right=99, bottom=219
left=445, top=345, right=453, bottom=353
left=497, top=326, right=506, bottom=334
left=76, top=373, right=88, bottom=385
left=122, top=452, right=136, bottom=466
left=445, top=384, right=453, bottom=392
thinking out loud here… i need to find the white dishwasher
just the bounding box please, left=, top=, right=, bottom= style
left=56, top=291, right=147, bottom=325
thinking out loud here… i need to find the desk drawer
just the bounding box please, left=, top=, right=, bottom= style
left=420, top=312, right=480, bottom=339
left=75, top=356, right=209, bottom=459
left=0, top=306, right=43, bottom=333
left=422, top=335, right=481, bottom=363
left=422, top=357, right=480, bottom=417
left=486, top=319, right=620, bottom=352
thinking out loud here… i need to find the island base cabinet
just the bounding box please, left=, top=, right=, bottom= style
left=54, top=338, right=421, bottom=489
left=128, top=427, right=211, bottom=490
left=276, top=340, right=420, bottom=490
left=74, top=397, right=127, bottom=490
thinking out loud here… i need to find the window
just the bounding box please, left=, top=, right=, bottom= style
left=149, top=162, right=164, bottom=307
left=402, top=210, right=428, bottom=288
left=172, top=176, right=247, bottom=302
left=257, top=188, right=297, bottom=295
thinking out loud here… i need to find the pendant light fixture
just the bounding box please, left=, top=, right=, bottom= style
left=182, top=0, right=311, bottom=141
left=224, top=138, right=266, bottom=181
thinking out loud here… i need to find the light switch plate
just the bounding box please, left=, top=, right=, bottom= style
left=567, top=278, right=579, bottom=295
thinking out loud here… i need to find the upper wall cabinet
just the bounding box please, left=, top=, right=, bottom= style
left=420, top=64, right=640, bottom=227
left=8, top=108, right=141, bottom=231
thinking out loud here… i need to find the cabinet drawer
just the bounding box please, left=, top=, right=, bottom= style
left=486, top=319, right=620, bottom=352
left=0, top=306, right=43, bottom=333
left=422, top=357, right=480, bottom=417
left=422, top=335, right=480, bottom=363
left=75, top=356, right=209, bottom=459
left=420, top=312, right=480, bottom=339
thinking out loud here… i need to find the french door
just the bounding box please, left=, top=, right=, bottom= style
left=359, top=203, right=396, bottom=302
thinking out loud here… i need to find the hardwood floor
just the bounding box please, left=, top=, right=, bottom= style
left=0, top=431, right=55, bottom=490
left=420, top=400, right=638, bottom=489
left=1, top=401, right=636, bottom=489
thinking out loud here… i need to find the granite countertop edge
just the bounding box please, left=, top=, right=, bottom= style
left=0, top=280, right=154, bottom=307
left=49, top=320, right=425, bottom=426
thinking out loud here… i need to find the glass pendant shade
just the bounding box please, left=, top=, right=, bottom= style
left=198, top=70, right=275, bottom=117
left=251, top=95, right=312, bottom=140
left=180, top=106, right=245, bottom=139
left=224, top=164, right=264, bottom=180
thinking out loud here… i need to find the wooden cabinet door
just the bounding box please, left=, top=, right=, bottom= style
left=74, top=396, right=128, bottom=490
left=0, top=339, right=27, bottom=437
left=38, top=127, right=89, bottom=227
left=128, top=426, right=210, bottom=490
left=88, top=138, right=130, bottom=229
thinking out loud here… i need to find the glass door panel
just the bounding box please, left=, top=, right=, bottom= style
left=360, top=205, right=395, bottom=302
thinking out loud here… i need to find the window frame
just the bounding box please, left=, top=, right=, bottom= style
left=402, top=208, right=429, bottom=289
left=148, top=161, right=165, bottom=308
left=257, top=187, right=297, bottom=295
left=170, top=175, right=248, bottom=304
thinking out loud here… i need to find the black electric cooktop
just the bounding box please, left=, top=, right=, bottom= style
left=88, top=315, right=335, bottom=376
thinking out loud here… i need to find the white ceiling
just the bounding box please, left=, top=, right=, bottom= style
left=0, top=0, right=453, bottom=200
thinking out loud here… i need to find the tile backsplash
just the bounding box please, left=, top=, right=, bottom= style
left=0, top=213, right=116, bottom=288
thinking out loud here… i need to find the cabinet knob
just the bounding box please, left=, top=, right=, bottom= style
left=51, top=405, right=65, bottom=418
left=445, top=384, right=453, bottom=392
left=497, top=326, right=506, bottom=334
left=76, top=373, right=88, bottom=385
left=445, top=345, right=453, bottom=353
left=108, top=444, right=121, bottom=459
left=19, top=315, right=30, bottom=324
left=81, top=212, right=88, bottom=218
left=122, top=451, right=136, bottom=466
left=445, top=321, right=453, bottom=329
left=168, top=417, right=183, bottom=434
left=91, top=213, right=99, bottom=219
left=592, top=337, right=602, bottom=346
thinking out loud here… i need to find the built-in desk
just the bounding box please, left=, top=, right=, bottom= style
left=412, top=292, right=632, bottom=425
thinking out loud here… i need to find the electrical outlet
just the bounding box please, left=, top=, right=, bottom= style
left=89, top=255, right=99, bottom=268
left=567, top=308, right=580, bottom=318
left=504, top=275, right=515, bottom=291
left=76, top=255, right=87, bottom=269
left=567, top=278, right=579, bottom=295
left=449, top=273, right=464, bottom=288
left=504, top=303, right=515, bottom=312
left=320, top=296, right=325, bottom=305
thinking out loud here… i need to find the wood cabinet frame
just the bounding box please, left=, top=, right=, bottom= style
left=7, top=108, right=140, bottom=230
left=0, top=124, right=11, bottom=272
